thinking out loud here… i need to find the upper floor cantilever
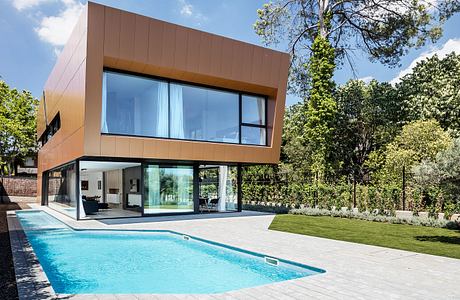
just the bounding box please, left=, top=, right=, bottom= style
left=36, top=1, right=290, bottom=172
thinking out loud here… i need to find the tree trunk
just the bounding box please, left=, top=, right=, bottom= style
left=318, top=0, right=329, bottom=38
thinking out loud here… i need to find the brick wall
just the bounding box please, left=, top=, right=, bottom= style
left=0, top=177, right=37, bottom=197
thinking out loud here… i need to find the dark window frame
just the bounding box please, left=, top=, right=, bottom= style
left=102, top=68, right=269, bottom=147
left=38, top=112, right=61, bottom=146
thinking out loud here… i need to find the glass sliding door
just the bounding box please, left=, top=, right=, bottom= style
left=144, top=165, right=194, bottom=214
left=199, top=165, right=238, bottom=212
left=46, top=162, right=77, bottom=219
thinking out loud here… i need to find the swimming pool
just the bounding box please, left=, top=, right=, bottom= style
left=16, top=210, right=324, bottom=294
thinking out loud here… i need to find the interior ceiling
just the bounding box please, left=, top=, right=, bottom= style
left=80, top=161, right=140, bottom=173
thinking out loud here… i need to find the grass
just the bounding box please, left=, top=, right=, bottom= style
left=269, top=214, right=460, bottom=259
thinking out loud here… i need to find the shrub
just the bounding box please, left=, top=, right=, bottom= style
left=290, top=207, right=459, bottom=229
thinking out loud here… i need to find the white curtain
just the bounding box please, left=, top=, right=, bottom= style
left=101, top=72, right=108, bottom=133
left=177, top=168, right=189, bottom=206
left=77, top=172, right=86, bottom=219
left=146, top=166, right=160, bottom=209
left=257, top=97, right=265, bottom=125
left=156, top=82, right=169, bottom=137
left=218, top=166, right=228, bottom=212
left=170, top=84, right=185, bottom=138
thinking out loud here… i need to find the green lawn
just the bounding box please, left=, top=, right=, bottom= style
left=269, top=215, right=460, bottom=259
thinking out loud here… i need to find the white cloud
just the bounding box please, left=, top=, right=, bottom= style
left=11, top=0, right=52, bottom=11
left=179, top=0, right=193, bottom=16
left=11, top=0, right=83, bottom=54
left=35, top=0, right=83, bottom=47
left=390, top=38, right=460, bottom=85
left=358, top=76, right=373, bottom=84
left=178, top=0, right=207, bottom=24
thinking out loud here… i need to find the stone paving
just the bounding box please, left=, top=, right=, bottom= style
left=8, top=205, right=460, bottom=299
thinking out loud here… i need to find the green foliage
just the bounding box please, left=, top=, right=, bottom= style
left=334, top=80, right=403, bottom=181
left=0, top=81, right=38, bottom=176
left=382, top=119, right=452, bottom=181
left=413, top=137, right=460, bottom=214
left=397, top=53, right=460, bottom=134
left=304, top=36, right=336, bottom=180
left=254, top=0, right=460, bottom=95
left=248, top=3, right=460, bottom=216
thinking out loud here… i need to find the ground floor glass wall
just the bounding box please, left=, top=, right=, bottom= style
left=47, top=162, right=77, bottom=218
left=44, top=160, right=242, bottom=219
left=143, top=165, right=194, bottom=214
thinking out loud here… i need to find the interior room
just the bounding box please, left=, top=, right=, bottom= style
left=79, top=161, right=142, bottom=219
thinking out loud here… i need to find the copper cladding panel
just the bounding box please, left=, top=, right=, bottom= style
left=38, top=1, right=290, bottom=191
left=83, top=2, right=289, bottom=164
left=36, top=6, right=88, bottom=201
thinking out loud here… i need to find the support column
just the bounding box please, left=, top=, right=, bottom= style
left=193, top=163, right=200, bottom=213
left=237, top=164, right=242, bottom=212
left=76, top=159, right=81, bottom=220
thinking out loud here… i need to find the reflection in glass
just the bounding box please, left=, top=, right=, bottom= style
left=242, top=95, right=266, bottom=125
left=47, top=163, right=77, bottom=219
left=144, top=165, right=194, bottom=214
left=241, top=126, right=266, bottom=145
left=199, top=165, right=238, bottom=212
left=170, top=83, right=239, bottom=143
left=102, top=72, right=168, bottom=137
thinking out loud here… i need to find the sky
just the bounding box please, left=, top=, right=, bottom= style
left=1, top=0, right=460, bottom=106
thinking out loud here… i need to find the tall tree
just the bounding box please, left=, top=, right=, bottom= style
left=304, top=35, right=336, bottom=181
left=0, top=81, right=38, bottom=177
left=397, top=52, right=460, bottom=134
left=334, top=79, right=403, bottom=182
left=255, top=0, right=460, bottom=95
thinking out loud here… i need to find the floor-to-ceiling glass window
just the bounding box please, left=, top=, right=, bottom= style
left=101, top=70, right=268, bottom=146
left=46, top=162, right=77, bottom=219
left=144, top=165, right=194, bottom=214
left=102, top=71, right=169, bottom=137
left=170, top=83, right=239, bottom=143
left=199, top=165, right=238, bottom=212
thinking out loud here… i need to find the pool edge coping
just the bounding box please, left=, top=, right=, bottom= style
left=9, top=209, right=327, bottom=299
left=7, top=210, right=56, bottom=300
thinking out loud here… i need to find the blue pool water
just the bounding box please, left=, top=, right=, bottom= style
left=16, top=211, right=324, bottom=294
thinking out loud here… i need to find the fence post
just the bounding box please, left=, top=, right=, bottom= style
left=402, top=165, right=406, bottom=210
left=353, top=176, right=356, bottom=208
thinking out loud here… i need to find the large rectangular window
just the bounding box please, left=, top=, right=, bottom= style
left=143, top=165, right=194, bottom=214
left=102, top=70, right=267, bottom=146
left=170, top=83, right=239, bottom=143
left=241, top=95, right=266, bottom=145
left=102, top=71, right=168, bottom=137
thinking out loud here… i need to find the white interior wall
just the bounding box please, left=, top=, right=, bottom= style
left=80, top=172, right=103, bottom=198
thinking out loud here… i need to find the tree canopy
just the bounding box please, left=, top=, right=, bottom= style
left=0, top=81, right=38, bottom=176
left=397, top=52, right=460, bottom=134
left=255, top=0, right=460, bottom=95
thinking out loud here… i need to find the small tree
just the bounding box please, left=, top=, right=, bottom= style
left=383, top=119, right=452, bottom=181
left=0, top=80, right=38, bottom=177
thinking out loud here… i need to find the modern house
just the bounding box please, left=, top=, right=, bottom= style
left=36, top=2, right=289, bottom=220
